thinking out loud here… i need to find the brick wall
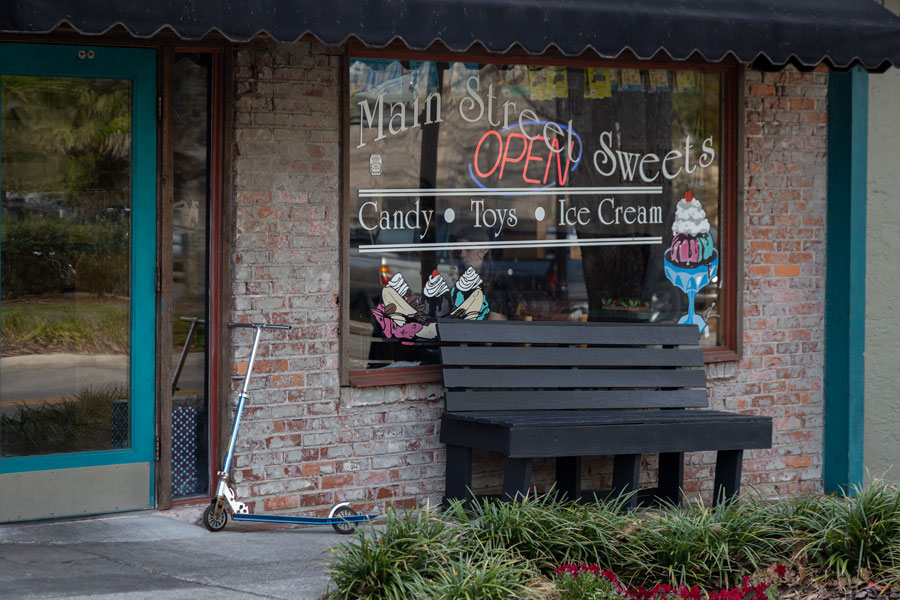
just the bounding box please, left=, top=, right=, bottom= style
left=718, top=67, right=828, bottom=497
left=230, top=40, right=445, bottom=515
left=229, top=39, right=827, bottom=515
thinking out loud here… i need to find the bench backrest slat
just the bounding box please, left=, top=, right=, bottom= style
left=438, top=320, right=699, bottom=345
left=438, top=320, right=707, bottom=412
left=441, top=346, right=704, bottom=368
left=445, top=389, right=709, bottom=411
left=443, top=367, right=706, bottom=389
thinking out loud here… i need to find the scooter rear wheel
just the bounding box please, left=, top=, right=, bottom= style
left=331, top=506, right=358, bottom=535
left=203, top=502, right=228, bottom=532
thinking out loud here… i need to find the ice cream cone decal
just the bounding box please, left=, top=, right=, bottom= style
left=450, top=267, right=490, bottom=320
left=371, top=266, right=490, bottom=344
left=663, top=190, right=718, bottom=334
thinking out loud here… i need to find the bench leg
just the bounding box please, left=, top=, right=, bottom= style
left=612, top=453, right=641, bottom=510
left=555, top=456, right=582, bottom=502
left=502, top=457, right=534, bottom=501
left=714, top=449, right=743, bottom=504
left=445, top=445, right=472, bottom=504
left=657, top=452, right=684, bottom=506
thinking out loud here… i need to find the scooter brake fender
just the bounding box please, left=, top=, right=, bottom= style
left=327, top=501, right=351, bottom=519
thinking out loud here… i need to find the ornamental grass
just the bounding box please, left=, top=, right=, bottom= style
left=325, top=480, right=900, bottom=600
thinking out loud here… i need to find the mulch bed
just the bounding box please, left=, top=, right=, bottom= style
left=778, top=584, right=895, bottom=600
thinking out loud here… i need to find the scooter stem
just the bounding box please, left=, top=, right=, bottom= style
left=221, top=325, right=264, bottom=479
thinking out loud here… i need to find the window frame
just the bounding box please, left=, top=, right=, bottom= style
left=340, top=46, right=743, bottom=387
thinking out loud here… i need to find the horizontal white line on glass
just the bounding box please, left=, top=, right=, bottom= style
left=357, top=237, right=663, bottom=253
left=358, top=186, right=663, bottom=197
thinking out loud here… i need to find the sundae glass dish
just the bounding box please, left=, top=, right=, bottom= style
left=663, top=191, right=718, bottom=333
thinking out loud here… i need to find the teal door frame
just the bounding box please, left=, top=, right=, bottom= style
left=824, top=67, right=867, bottom=494
left=0, top=43, right=157, bottom=503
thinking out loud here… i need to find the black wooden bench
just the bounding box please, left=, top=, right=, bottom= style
left=438, top=319, right=772, bottom=507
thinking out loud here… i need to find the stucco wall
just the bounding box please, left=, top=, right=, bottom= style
left=864, top=64, right=900, bottom=480
left=228, top=39, right=827, bottom=516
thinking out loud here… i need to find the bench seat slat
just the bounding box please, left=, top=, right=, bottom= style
left=441, top=346, right=704, bottom=368
left=444, top=409, right=767, bottom=426
left=440, top=411, right=773, bottom=457
left=442, top=367, right=707, bottom=389
left=438, top=319, right=700, bottom=345
left=445, top=389, right=709, bottom=411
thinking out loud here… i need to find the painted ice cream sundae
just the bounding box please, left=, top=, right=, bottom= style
left=371, top=273, right=427, bottom=344
left=371, top=265, right=493, bottom=344
left=423, top=270, right=451, bottom=318
left=663, top=191, right=719, bottom=333
left=450, top=267, right=490, bottom=320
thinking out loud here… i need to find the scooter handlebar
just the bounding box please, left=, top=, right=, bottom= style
left=228, top=322, right=292, bottom=330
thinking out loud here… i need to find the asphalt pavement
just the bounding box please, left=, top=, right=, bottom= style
left=0, top=507, right=353, bottom=599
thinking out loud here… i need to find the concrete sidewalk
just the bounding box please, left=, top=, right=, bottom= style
left=0, top=508, right=351, bottom=599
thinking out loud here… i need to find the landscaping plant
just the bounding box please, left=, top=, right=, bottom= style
left=326, top=480, right=900, bottom=599
left=554, top=565, right=778, bottom=600
left=787, top=479, right=900, bottom=583
left=326, top=506, right=538, bottom=600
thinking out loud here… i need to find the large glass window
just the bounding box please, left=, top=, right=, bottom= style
left=1, top=75, right=132, bottom=456
left=346, top=58, right=735, bottom=375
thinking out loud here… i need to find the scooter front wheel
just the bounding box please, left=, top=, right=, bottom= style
left=331, top=506, right=358, bottom=535
left=203, top=502, right=228, bottom=532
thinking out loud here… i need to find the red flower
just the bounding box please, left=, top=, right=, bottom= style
left=773, top=564, right=787, bottom=578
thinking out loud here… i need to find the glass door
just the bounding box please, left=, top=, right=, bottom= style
left=0, top=43, right=156, bottom=521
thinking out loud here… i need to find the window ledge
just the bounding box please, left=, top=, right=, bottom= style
left=348, top=364, right=441, bottom=387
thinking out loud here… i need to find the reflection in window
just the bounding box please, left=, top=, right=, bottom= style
left=1, top=76, right=132, bottom=456
left=347, top=61, right=723, bottom=371
left=170, top=53, right=211, bottom=497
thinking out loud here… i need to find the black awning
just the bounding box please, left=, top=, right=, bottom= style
left=3, top=0, right=900, bottom=72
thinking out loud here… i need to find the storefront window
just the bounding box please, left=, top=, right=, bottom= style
left=170, top=52, right=212, bottom=498
left=345, top=58, right=735, bottom=376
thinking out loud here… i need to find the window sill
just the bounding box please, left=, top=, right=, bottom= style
left=347, top=346, right=738, bottom=387
left=703, top=347, right=740, bottom=363
left=348, top=364, right=442, bottom=387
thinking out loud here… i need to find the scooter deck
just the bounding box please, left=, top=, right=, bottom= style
left=231, top=513, right=378, bottom=526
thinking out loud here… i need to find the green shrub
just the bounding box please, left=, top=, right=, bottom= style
left=788, top=480, right=900, bottom=581
left=326, top=483, right=900, bottom=599
left=406, top=546, right=539, bottom=600
left=554, top=565, right=627, bottom=600
left=326, top=506, right=539, bottom=600
left=442, top=490, right=637, bottom=573
left=622, top=494, right=784, bottom=588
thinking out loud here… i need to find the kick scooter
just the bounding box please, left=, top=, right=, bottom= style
left=203, top=322, right=378, bottom=534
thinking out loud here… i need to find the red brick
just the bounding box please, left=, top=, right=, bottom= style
left=749, top=83, right=776, bottom=96
left=774, top=264, right=801, bottom=277
left=263, top=495, right=298, bottom=511
left=321, top=474, right=355, bottom=489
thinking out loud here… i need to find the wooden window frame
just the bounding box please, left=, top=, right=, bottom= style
left=338, top=45, right=743, bottom=387
left=161, top=44, right=232, bottom=508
